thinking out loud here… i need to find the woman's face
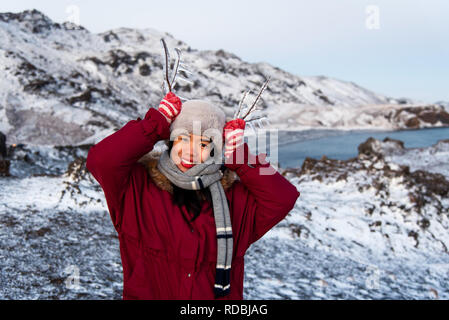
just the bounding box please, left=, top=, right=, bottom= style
left=170, top=134, right=213, bottom=172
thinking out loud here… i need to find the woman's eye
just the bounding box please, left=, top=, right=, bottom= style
left=201, top=143, right=208, bottom=148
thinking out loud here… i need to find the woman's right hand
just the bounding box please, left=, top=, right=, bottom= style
left=157, top=92, right=182, bottom=124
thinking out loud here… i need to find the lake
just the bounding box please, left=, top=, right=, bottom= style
left=248, top=127, right=449, bottom=169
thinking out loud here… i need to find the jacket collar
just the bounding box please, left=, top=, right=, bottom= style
left=137, top=151, right=238, bottom=194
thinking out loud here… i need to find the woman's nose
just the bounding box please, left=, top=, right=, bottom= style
left=182, top=141, right=197, bottom=158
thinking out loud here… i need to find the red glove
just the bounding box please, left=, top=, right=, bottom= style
left=223, top=119, right=247, bottom=170
left=157, top=92, right=182, bottom=124
left=223, top=119, right=246, bottom=158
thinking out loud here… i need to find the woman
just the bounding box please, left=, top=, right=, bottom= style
left=86, top=92, right=300, bottom=300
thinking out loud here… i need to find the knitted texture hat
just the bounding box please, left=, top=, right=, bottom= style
left=169, top=100, right=226, bottom=143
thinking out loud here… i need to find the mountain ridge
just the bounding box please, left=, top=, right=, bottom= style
left=0, top=9, right=448, bottom=146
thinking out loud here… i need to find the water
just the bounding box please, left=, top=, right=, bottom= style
left=263, top=127, right=449, bottom=169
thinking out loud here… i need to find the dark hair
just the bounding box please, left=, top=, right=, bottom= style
left=167, top=140, right=214, bottom=223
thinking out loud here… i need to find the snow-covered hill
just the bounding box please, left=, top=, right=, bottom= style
left=1, top=9, right=448, bottom=147
left=435, top=101, right=449, bottom=113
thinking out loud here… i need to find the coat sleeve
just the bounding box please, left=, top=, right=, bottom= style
left=233, top=143, right=300, bottom=248
left=85, top=107, right=170, bottom=232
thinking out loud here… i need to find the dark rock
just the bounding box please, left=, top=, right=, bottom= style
left=139, top=64, right=151, bottom=76
left=0, top=9, right=54, bottom=34
left=24, top=78, right=56, bottom=92
left=13, top=56, right=58, bottom=94
left=0, top=160, right=10, bottom=176
left=398, top=105, right=449, bottom=128
left=25, top=227, right=52, bottom=240
left=405, top=117, right=420, bottom=128
left=209, top=61, right=226, bottom=73
left=300, top=157, right=318, bottom=174
left=215, top=49, right=240, bottom=60
left=358, top=137, right=380, bottom=157
left=397, top=98, right=409, bottom=104
left=408, top=230, right=419, bottom=248
left=418, top=218, right=430, bottom=229
left=102, top=31, right=120, bottom=42
left=84, top=50, right=152, bottom=76
left=358, top=136, right=404, bottom=157
left=173, top=82, right=191, bottom=93
left=409, top=170, right=449, bottom=197
left=313, top=89, right=334, bottom=105
left=0, top=131, right=6, bottom=159
left=67, top=89, right=92, bottom=104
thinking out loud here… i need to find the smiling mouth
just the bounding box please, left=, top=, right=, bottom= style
left=180, top=158, right=195, bottom=168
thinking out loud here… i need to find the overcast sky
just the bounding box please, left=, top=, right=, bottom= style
left=1, top=0, right=448, bottom=103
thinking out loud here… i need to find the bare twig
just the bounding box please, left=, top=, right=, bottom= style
left=170, top=48, right=181, bottom=88
left=241, top=77, right=270, bottom=120
left=245, top=116, right=264, bottom=122
left=160, top=38, right=172, bottom=92
left=234, top=90, right=251, bottom=119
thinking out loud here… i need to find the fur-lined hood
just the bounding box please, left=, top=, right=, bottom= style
left=137, top=151, right=238, bottom=194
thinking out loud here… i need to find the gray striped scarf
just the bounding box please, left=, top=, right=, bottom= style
left=157, top=150, right=233, bottom=298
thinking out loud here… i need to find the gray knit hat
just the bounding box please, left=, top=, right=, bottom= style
left=169, top=100, right=226, bottom=144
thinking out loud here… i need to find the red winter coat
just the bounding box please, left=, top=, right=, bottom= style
left=85, top=107, right=300, bottom=300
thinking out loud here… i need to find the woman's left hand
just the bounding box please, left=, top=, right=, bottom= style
left=223, top=119, right=246, bottom=159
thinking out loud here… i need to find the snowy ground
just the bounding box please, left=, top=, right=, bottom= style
left=245, top=138, right=449, bottom=300
left=245, top=238, right=449, bottom=300
left=1, top=137, right=448, bottom=299
left=0, top=156, right=123, bottom=299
